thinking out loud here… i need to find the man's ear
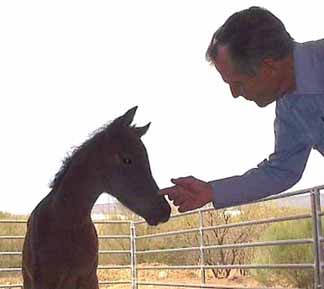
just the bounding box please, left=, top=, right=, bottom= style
left=261, top=58, right=278, bottom=77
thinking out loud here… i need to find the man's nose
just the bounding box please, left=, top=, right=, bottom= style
left=229, top=84, right=240, bottom=98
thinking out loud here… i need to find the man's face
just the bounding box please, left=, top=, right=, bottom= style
left=213, top=46, right=279, bottom=107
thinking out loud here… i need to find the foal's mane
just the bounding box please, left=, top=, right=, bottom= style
left=49, top=118, right=136, bottom=190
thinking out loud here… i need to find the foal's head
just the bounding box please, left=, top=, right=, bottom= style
left=100, top=107, right=170, bottom=225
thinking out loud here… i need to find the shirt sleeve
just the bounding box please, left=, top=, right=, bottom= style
left=209, top=103, right=312, bottom=209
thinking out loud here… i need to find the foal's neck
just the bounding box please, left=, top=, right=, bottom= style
left=53, top=162, right=103, bottom=227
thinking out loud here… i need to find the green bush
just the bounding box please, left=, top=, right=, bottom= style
left=252, top=219, right=316, bottom=289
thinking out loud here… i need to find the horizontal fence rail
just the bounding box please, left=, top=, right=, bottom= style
left=135, top=263, right=315, bottom=270
left=136, top=238, right=314, bottom=255
left=135, top=281, right=299, bottom=289
left=0, top=185, right=323, bottom=289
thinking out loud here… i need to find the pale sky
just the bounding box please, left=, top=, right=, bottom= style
left=0, top=1, right=323, bottom=215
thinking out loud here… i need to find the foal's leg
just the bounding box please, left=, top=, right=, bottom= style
left=22, top=273, right=32, bottom=289
left=22, top=266, right=32, bottom=289
left=30, top=270, right=78, bottom=289
left=78, top=272, right=99, bottom=289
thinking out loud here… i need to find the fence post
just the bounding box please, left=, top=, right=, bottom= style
left=310, top=188, right=324, bottom=289
left=198, top=210, right=206, bottom=284
left=130, top=221, right=137, bottom=289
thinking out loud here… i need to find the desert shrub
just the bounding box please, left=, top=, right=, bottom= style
left=252, top=219, right=316, bottom=289
left=135, top=213, right=200, bottom=265
left=0, top=212, right=27, bottom=269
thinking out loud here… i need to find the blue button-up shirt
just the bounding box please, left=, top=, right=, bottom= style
left=211, top=39, right=324, bottom=209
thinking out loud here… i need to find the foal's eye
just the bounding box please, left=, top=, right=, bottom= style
left=122, top=157, right=132, bottom=165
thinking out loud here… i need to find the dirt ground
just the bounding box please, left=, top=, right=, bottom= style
left=0, top=264, right=261, bottom=289
left=97, top=263, right=260, bottom=288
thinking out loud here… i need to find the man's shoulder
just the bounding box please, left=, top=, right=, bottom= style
left=296, top=39, right=324, bottom=50
left=293, top=39, right=324, bottom=94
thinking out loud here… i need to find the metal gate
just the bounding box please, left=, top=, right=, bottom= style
left=0, top=185, right=323, bottom=289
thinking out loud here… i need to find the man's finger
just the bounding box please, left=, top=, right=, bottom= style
left=178, top=203, right=191, bottom=213
left=178, top=206, right=187, bottom=213
left=171, top=176, right=195, bottom=188
left=173, top=196, right=186, bottom=206
left=158, top=187, right=180, bottom=202
left=158, top=186, right=176, bottom=195
left=178, top=200, right=196, bottom=213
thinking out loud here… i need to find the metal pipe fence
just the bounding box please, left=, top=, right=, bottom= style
left=0, top=185, right=323, bottom=289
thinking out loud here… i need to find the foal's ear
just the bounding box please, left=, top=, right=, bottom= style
left=135, top=122, right=151, bottom=138
left=121, top=106, right=138, bottom=126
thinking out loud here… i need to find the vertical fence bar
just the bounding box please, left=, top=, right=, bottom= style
left=315, top=189, right=324, bottom=288
left=198, top=210, right=206, bottom=284
left=319, top=188, right=324, bottom=288
left=311, top=189, right=324, bottom=288
left=130, top=222, right=137, bottom=289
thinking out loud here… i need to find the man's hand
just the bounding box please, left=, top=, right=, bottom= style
left=159, top=176, right=214, bottom=213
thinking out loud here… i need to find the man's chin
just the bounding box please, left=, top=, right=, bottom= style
left=256, top=102, right=267, bottom=108
left=255, top=99, right=274, bottom=108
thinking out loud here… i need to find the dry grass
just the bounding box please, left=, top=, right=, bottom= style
left=0, top=273, right=22, bottom=287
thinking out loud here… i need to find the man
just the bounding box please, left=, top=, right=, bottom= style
left=159, top=6, right=324, bottom=212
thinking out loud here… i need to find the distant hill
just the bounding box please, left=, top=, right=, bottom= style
left=92, top=202, right=123, bottom=214
left=92, top=202, right=137, bottom=219
left=92, top=193, right=323, bottom=219
left=274, top=193, right=324, bottom=209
